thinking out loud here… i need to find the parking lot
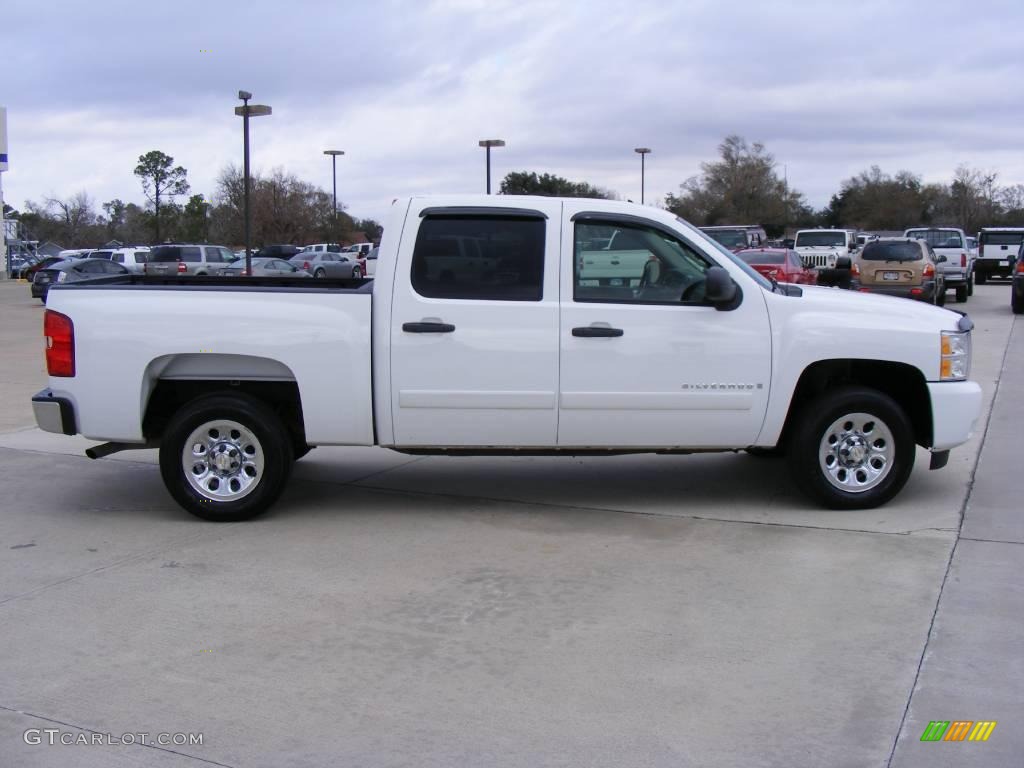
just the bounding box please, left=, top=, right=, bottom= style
left=0, top=277, right=1020, bottom=767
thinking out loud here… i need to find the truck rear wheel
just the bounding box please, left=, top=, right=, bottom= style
left=159, top=394, right=293, bottom=521
left=976, top=271, right=986, bottom=285
left=955, top=284, right=968, bottom=303
left=788, top=387, right=915, bottom=510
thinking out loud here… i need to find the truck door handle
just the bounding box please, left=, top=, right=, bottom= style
left=572, top=326, right=624, bottom=338
left=403, top=321, right=455, bottom=333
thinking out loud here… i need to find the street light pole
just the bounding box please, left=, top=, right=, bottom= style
left=634, top=147, right=651, bottom=205
left=323, top=150, right=344, bottom=239
left=478, top=139, right=506, bottom=194
left=235, top=91, right=271, bottom=275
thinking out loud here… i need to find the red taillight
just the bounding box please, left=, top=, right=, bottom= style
left=44, top=310, right=75, bottom=377
left=851, top=263, right=861, bottom=277
left=961, top=253, right=967, bottom=268
left=979, top=244, right=984, bottom=258
left=177, top=261, right=187, bottom=273
left=923, top=263, right=935, bottom=278
left=1016, top=260, right=1024, bottom=274
left=911, top=288, right=923, bottom=295
left=303, top=261, right=312, bottom=271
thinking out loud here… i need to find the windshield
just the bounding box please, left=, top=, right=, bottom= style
left=862, top=242, right=922, bottom=261
left=704, top=230, right=747, bottom=248
left=795, top=231, right=845, bottom=248
left=682, top=219, right=772, bottom=289
left=906, top=229, right=962, bottom=249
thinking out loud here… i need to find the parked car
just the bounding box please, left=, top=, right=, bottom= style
left=854, top=238, right=945, bottom=305
left=976, top=227, right=1024, bottom=283
left=31, top=258, right=130, bottom=302
left=21, top=256, right=65, bottom=281
left=33, top=195, right=981, bottom=521
left=1013, top=243, right=1024, bottom=314
left=365, top=246, right=379, bottom=277
left=256, top=245, right=303, bottom=260
left=903, top=227, right=972, bottom=302
left=289, top=251, right=363, bottom=278
left=90, top=247, right=151, bottom=274
left=10, top=254, right=42, bottom=279
left=700, top=225, right=768, bottom=251
left=794, top=229, right=858, bottom=269
left=145, top=244, right=237, bottom=276
left=219, top=258, right=311, bottom=277
left=299, top=243, right=343, bottom=254
left=343, top=242, right=374, bottom=257
left=735, top=248, right=817, bottom=284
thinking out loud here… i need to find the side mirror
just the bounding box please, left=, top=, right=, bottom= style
left=705, top=266, right=738, bottom=309
left=835, top=256, right=852, bottom=271
left=848, top=243, right=857, bottom=252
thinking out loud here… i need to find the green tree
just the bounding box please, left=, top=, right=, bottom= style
left=134, top=150, right=190, bottom=242
left=180, top=194, right=210, bottom=242
left=664, top=135, right=810, bottom=236
left=500, top=171, right=615, bottom=199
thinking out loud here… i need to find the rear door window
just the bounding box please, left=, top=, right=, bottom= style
left=862, top=242, right=923, bottom=261
left=411, top=215, right=545, bottom=301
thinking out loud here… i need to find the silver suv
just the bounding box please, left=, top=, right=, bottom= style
left=145, top=244, right=237, bottom=276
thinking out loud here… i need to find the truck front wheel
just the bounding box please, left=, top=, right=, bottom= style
left=159, top=394, right=293, bottom=521
left=788, top=387, right=915, bottom=510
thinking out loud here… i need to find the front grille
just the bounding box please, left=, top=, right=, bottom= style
left=802, top=253, right=834, bottom=268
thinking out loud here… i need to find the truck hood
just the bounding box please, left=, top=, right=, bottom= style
left=779, top=284, right=966, bottom=332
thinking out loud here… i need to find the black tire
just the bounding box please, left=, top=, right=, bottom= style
left=159, top=394, right=294, bottom=521
left=1012, top=289, right=1024, bottom=315
left=955, top=284, right=968, bottom=303
left=935, top=288, right=946, bottom=307
left=788, top=386, right=915, bottom=510
left=976, top=271, right=987, bottom=285
left=314, top=268, right=326, bottom=278
left=967, top=274, right=974, bottom=296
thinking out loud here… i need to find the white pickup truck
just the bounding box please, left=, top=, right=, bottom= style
left=33, top=196, right=983, bottom=521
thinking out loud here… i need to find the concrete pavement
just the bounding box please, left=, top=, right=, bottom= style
left=0, top=283, right=1019, bottom=767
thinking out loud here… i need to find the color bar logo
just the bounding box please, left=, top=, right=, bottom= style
left=920, top=720, right=996, bottom=742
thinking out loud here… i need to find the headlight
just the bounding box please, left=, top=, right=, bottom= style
left=940, top=331, right=971, bottom=381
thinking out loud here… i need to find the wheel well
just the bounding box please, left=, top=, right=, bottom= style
left=143, top=380, right=306, bottom=448
left=780, top=360, right=932, bottom=448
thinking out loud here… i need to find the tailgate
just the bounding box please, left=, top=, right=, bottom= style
left=862, top=264, right=919, bottom=285
left=42, top=286, right=374, bottom=445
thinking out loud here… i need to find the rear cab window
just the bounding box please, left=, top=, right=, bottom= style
left=905, top=229, right=962, bottom=249
left=411, top=215, right=545, bottom=301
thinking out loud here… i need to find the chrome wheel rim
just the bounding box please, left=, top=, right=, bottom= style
left=182, top=419, right=264, bottom=502
left=818, top=412, right=895, bottom=493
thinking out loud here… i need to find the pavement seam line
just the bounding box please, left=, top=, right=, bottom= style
left=959, top=536, right=1024, bottom=546
left=885, top=312, right=1016, bottom=767
left=345, top=479, right=958, bottom=538
left=0, top=528, right=214, bottom=608
left=0, top=704, right=236, bottom=767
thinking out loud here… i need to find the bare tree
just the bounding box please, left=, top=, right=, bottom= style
left=44, top=191, right=97, bottom=245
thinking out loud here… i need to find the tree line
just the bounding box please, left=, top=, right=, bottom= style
left=502, top=135, right=1024, bottom=236
left=7, top=150, right=382, bottom=249
left=9, top=138, right=1023, bottom=248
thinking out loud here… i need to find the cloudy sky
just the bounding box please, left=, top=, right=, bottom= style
left=3, top=0, right=1023, bottom=223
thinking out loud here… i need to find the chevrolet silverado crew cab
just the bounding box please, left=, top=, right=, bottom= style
left=903, top=227, right=972, bottom=302
left=32, top=196, right=983, bottom=522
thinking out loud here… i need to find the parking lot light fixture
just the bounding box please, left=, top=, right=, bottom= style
left=478, top=139, right=506, bottom=195
left=324, top=150, right=345, bottom=233
left=634, top=148, right=652, bottom=205
left=234, top=91, right=272, bottom=275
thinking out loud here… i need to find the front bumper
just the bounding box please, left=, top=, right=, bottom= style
left=32, top=389, right=77, bottom=435
left=976, top=259, right=1016, bottom=278
left=928, top=380, right=983, bottom=452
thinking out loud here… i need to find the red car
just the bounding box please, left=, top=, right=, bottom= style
left=735, top=247, right=817, bottom=285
